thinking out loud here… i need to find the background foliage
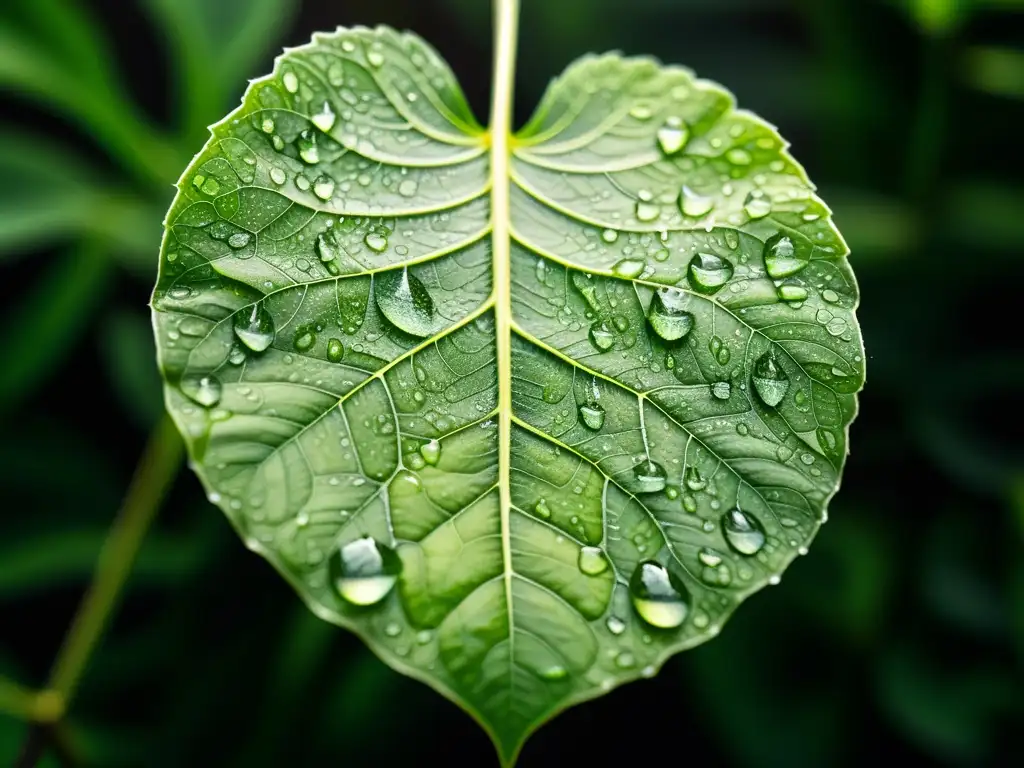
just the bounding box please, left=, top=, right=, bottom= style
left=1, top=0, right=1021, bottom=765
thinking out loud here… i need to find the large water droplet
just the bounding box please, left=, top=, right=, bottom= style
left=420, top=438, right=441, bottom=465
left=181, top=373, right=222, bottom=407
left=233, top=303, right=275, bottom=352
left=329, top=537, right=401, bottom=606
left=647, top=288, right=694, bottom=341
left=657, top=117, right=689, bottom=156
left=722, top=508, right=766, bottom=555
left=633, top=460, right=667, bottom=493
left=629, top=561, right=690, bottom=629
left=327, top=337, right=344, bottom=362
left=752, top=350, right=790, bottom=407
left=578, top=546, right=609, bottom=576
left=579, top=402, right=605, bottom=431
left=375, top=268, right=435, bottom=337
left=688, top=253, right=734, bottom=294
left=763, top=233, right=809, bottom=278
left=679, top=186, right=714, bottom=218
left=312, top=101, right=336, bottom=132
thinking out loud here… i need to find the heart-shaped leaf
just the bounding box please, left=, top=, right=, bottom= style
left=152, top=22, right=863, bottom=766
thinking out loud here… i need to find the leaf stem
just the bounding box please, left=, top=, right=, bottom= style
left=45, top=414, right=184, bottom=705
left=490, top=0, right=518, bottom=738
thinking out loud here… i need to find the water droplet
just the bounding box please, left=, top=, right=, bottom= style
left=711, top=381, right=731, bottom=400
left=261, top=118, right=275, bottom=134
left=367, top=49, right=385, bottom=68
left=313, top=175, right=335, bottom=200
left=822, top=289, right=840, bottom=304
left=687, top=253, right=734, bottom=294
left=722, top=508, right=766, bottom=555
left=420, top=439, right=441, bottom=465
left=227, top=232, right=250, bottom=249
left=629, top=561, right=690, bottom=629
left=329, top=537, right=401, bottom=606
left=606, top=616, right=626, bottom=635
left=233, top=303, right=275, bottom=352
left=763, top=233, right=809, bottom=278
left=633, top=460, right=667, bottom=493
left=679, top=186, right=714, bottom=218
left=270, top=167, right=286, bottom=185
left=534, top=498, right=551, bottom=519
left=657, top=117, right=689, bottom=156
left=579, top=403, right=606, bottom=430
left=743, top=192, right=772, bottom=219
left=615, top=651, right=636, bottom=669
left=537, top=665, right=567, bottom=681
left=647, top=288, right=694, bottom=341
left=635, top=200, right=660, bottom=222
left=589, top=323, right=615, bottom=351
left=698, top=547, right=723, bottom=567
left=685, top=466, right=707, bottom=491
left=384, top=621, right=401, bottom=637
left=777, top=284, right=807, bottom=302
left=375, top=268, right=435, bottom=337
left=709, top=335, right=731, bottom=366
left=612, top=258, right=646, bottom=279
left=398, top=179, right=418, bottom=197
left=282, top=71, right=299, bottom=93
left=327, top=337, right=344, bottom=362
left=181, top=373, right=222, bottom=407
left=601, top=228, right=619, bottom=243
left=294, top=329, right=316, bottom=351
left=752, top=350, right=790, bottom=407
left=297, top=130, right=319, bottom=164
left=578, top=546, right=609, bottom=576
left=726, top=148, right=752, bottom=165
left=364, top=230, right=389, bottom=253
left=630, top=104, right=653, bottom=120
left=312, top=101, right=336, bottom=132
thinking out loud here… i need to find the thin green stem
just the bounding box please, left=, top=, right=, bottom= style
left=45, top=414, right=184, bottom=704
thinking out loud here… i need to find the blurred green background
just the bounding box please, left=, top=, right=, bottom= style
left=1, top=0, right=1022, bottom=765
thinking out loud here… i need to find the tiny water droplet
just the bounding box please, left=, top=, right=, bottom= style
left=282, top=71, right=298, bottom=93
left=297, top=130, right=319, bottom=164
left=726, top=148, right=752, bottom=165
left=647, top=288, right=694, bottom=341
left=420, top=438, right=441, bottom=465
left=398, top=179, right=418, bottom=197
left=601, top=228, right=619, bottom=243
left=364, top=230, right=389, bottom=252
left=698, top=547, right=723, bottom=567
left=822, top=289, right=840, bottom=304
left=367, top=49, right=385, bottom=68
left=629, top=561, right=690, bottom=629
left=233, top=303, right=276, bottom=352
left=270, top=167, right=286, bottom=185
left=709, top=335, right=731, bottom=366
left=534, top=498, right=551, bottom=519
left=375, top=267, right=435, bottom=337
left=294, top=329, right=316, bottom=351
left=578, top=546, right=609, bottom=576
left=763, top=233, right=809, bottom=278
left=181, top=373, right=222, bottom=407
left=330, top=537, right=402, bottom=606
left=579, top=403, right=606, bottom=430
left=606, top=616, right=626, bottom=635
left=657, top=117, right=689, bottom=156
left=679, top=186, right=714, bottom=218
left=752, top=350, right=790, bottom=407
left=615, top=651, right=636, bottom=669
left=722, top=508, right=766, bottom=555
left=537, top=665, right=567, bottom=681
left=711, top=381, right=731, bottom=400
left=633, top=460, right=667, bottom=493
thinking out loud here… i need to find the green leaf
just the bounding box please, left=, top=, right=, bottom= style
left=151, top=22, right=863, bottom=765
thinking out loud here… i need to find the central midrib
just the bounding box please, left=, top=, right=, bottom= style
left=489, top=0, right=519, bottom=657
